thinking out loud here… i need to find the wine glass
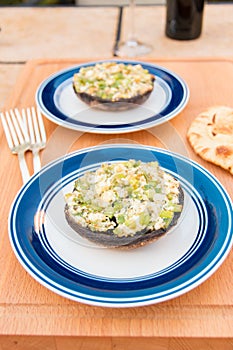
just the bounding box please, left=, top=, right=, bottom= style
left=115, top=0, right=153, bottom=58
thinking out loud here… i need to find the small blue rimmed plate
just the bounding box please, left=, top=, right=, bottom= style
left=35, top=60, right=189, bottom=134
left=9, top=145, right=233, bottom=307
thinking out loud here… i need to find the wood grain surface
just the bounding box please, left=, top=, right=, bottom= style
left=0, top=58, right=232, bottom=349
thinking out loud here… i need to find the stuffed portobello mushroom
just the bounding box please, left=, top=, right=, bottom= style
left=73, top=62, right=155, bottom=111
left=64, top=160, right=184, bottom=249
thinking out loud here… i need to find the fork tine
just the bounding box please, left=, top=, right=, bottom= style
left=26, top=106, right=46, bottom=174
left=9, top=109, right=27, bottom=146
left=31, top=107, right=41, bottom=143
left=7, top=110, right=20, bottom=146
left=26, top=107, right=35, bottom=144
left=0, top=112, right=14, bottom=149
left=1, top=109, right=30, bottom=184
left=14, top=108, right=30, bottom=143
left=36, top=107, right=46, bottom=143
left=21, top=108, right=27, bottom=126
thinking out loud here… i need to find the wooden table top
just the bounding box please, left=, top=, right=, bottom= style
left=0, top=57, right=233, bottom=350
left=0, top=3, right=233, bottom=349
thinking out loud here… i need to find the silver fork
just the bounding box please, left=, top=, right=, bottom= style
left=1, top=109, right=31, bottom=184
left=22, top=107, right=46, bottom=173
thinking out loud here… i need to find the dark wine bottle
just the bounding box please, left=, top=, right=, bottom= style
left=165, top=0, right=204, bottom=40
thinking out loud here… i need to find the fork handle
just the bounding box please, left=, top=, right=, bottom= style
left=32, top=149, right=41, bottom=173
left=18, top=151, right=30, bottom=184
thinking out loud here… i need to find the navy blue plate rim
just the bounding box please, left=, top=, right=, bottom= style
left=36, top=59, right=189, bottom=134
left=8, top=145, right=233, bottom=307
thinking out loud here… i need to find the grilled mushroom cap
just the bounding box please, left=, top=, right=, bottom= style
left=65, top=186, right=183, bottom=249
left=73, top=89, right=154, bottom=111
left=64, top=160, right=184, bottom=250
left=73, top=62, right=155, bottom=111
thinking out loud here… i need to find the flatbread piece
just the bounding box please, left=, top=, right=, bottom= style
left=187, top=106, right=233, bottom=175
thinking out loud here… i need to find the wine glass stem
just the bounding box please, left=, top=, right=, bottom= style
left=128, top=0, right=136, bottom=42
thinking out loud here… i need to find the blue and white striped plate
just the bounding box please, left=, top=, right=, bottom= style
left=9, top=145, right=233, bottom=307
left=35, top=60, right=189, bottom=134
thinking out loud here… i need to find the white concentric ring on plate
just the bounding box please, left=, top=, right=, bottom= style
left=36, top=165, right=207, bottom=283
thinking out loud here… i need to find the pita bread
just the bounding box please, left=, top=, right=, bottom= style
left=187, top=106, right=233, bottom=175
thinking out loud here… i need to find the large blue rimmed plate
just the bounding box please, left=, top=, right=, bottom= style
left=9, top=145, right=233, bottom=307
left=35, top=60, right=189, bottom=134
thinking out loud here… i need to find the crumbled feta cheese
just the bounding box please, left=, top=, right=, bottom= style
left=73, top=62, right=154, bottom=101
left=65, top=160, right=182, bottom=236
